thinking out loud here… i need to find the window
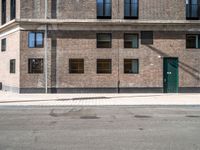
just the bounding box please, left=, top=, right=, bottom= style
left=28, top=58, right=44, bottom=74
left=2, top=0, right=6, bottom=25
left=97, top=0, right=112, bottom=19
left=10, top=0, right=16, bottom=20
left=28, top=32, right=44, bottom=48
left=124, top=33, right=139, bottom=48
left=186, top=0, right=200, bottom=20
left=186, top=34, right=200, bottom=48
left=1, top=38, right=6, bottom=52
left=10, top=59, right=16, bottom=73
left=141, top=31, right=153, bottom=45
left=124, top=59, right=139, bottom=74
left=97, top=33, right=112, bottom=48
left=97, top=59, right=112, bottom=74
left=69, top=59, right=84, bottom=74
left=124, top=0, right=138, bottom=19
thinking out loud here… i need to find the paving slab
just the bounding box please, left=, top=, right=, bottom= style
left=0, top=91, right=200, bottom=106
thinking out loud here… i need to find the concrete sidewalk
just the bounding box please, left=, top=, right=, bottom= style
left=0, top=91, right=200, bottom=106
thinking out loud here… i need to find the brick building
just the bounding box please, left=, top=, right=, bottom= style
left=0, top=0, right=200, bottom=93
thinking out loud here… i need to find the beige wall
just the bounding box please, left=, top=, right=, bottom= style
left=0, top=29, right=20, bottom=92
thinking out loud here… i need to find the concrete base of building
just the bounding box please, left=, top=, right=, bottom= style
left=179, top=87, right=200, bottom=93
left=18, top=87, right=200, bottom=94
left=2, top=85, right=19, bottom=93
left=1, top=84, right=199, bottom=93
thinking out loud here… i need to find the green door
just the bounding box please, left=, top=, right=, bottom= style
left=163, top=58, right=179, bottom=93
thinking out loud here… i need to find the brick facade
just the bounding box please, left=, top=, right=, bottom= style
left=0, top=0, right=200, bottom=93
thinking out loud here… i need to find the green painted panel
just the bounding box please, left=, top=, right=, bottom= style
left=163, top=58, right=179, bottom=93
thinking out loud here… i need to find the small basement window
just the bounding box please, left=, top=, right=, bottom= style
left=124, top=59, right=139, bottom=74
left=97, top=59, right=112, bottom=74
left=186, top=34, right=200, bottom=48
left=97, top=33, right=112, bottom=48
left=69, top=59, right=84, bottom=74
left=28, top=58, right=44, bottom=74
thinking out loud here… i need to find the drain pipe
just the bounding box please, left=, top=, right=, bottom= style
left=44, top=0, right=48, bottom=93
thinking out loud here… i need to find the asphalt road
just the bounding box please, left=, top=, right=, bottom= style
left=0, top=106, right=200, bottom=150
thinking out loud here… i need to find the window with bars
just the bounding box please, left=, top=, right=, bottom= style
left=124, top=33, right=139, bottom=48
left=186, top=34, right=200, bottom=48
left=97, top=59, right=112, bottom=74
left=28, top=58, right=44, bottom=74
left=69, top=59, right=84, bottom=74
left=97, top=33, right=112, bottom=48
left=124, top=0, right=138, bottom=19
left=97, top=0, right=112, bottom=19
left=28, top=32, right=44, bottom=48
left=124, top=59, right=139, bottom=74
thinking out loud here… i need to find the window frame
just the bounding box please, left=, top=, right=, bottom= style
left=28, top=58, right=44, bottom=74
left=10, top=59, right=16, bottom=74
left=28, top=32, right=44, bottom=48
left=69, top=59, right=84, bottom=74
left=124, top=33, right=139, bottom=48
left=96, top=33, right=112, bottom=48
left=124, top=0, right=139, bottom=19
left=186, top=34, right=200, bottom=49
left=97, top=0, right=112, bottom=19
left=97, top=59, right=112, bottom=74
left=1, top=38, right=6, bottom=52
left=124, top=59, right=139, bottom=74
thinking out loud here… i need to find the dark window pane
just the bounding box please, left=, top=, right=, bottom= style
left=124, top=0, right=138, bottom=19
left=10, top=0, right=16, bottom=20
left=105, top=3, right=111, bottom=16
left=29, top=32, right=36, bottom=48
left=97, top=0, right=111, bottom=19
left=124, top=59, right=139, bottom=74
left=131, top=4, right=138, bottom=16
left=97, top=1, right=103, bottom=17
left=28, top=32, right=44, bottom=48
left=97, top=59, right=112, bottom=74
left=186, top=34, right=200, bottom=48
left=141, top=31, right=153, bottom=45
left=124, top=34, right=138, bottom=48
left=10, top=59, right=16, bottom=74
left=124, top=4, right=130, bottom=16
left=69, top=59, right=84, bottom=74
left=97, top=33, right=112, bottom=48
left=36, top=33, right=44, bottom=47
left=186, top=0, right=200, bottom=19
left=2, top=0, right=6, bottom=25
left=1, top=38, right=6, bottom=52
left=28, top=59, right=44, bottom=74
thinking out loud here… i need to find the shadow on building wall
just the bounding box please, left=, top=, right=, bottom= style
left=146, top=45, right=200, bottom=81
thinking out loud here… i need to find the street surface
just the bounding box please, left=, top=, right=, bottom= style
left=0, top=106, right=200, bottom=150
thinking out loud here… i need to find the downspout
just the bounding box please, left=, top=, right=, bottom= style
left=117, top=0, right=120, bottom=93
left=44, top=0, right=48, bottom=93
